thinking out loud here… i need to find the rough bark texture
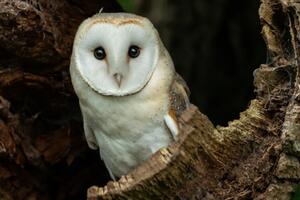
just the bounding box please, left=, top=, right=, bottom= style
left=87, top=0, right=300, bottom=199
left=0, top=0, right=299, bottom=200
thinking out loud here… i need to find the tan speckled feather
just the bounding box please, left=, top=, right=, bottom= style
left=169, top=73, right=190, bottom=117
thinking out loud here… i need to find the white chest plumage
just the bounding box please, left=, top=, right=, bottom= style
left=80, top=85, right=172, bottom=178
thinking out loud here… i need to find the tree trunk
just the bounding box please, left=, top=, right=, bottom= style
left=0, top=0, right=299, bottom=200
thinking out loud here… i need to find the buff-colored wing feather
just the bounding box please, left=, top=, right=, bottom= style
left=164, top=73, right=190, bottom=140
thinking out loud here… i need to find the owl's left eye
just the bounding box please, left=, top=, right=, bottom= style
left=94, top=47, right=106, bottom=60
left=128, top=45, right=140, bottom=58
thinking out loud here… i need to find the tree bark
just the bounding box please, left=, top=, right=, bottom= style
left=0, top=0, right=299, bottom=200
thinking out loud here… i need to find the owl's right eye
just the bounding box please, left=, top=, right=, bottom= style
left=94, top=47, right=106, bottom=60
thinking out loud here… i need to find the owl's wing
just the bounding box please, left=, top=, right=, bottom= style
left=82, top=112, right=98, bottom=150
left=164, top=73, right=190, bottom=140
left=99, top=149, right=117, bottom=181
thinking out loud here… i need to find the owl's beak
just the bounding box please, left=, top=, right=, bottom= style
left=113, top=73, right=123, bottom=88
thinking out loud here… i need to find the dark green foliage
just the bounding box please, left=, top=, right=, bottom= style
left=117, top=0, right=136, bottom=12
left=292, top=184, right=300, bottom=200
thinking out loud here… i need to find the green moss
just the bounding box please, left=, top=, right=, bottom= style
left=292, top=184, right=300, bottom=200
left=117, top=0, right=136, bottom=12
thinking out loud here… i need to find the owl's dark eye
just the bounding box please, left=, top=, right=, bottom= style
left=128, top=45, right=140, bottom=58
left=94, top=47, right=106, bottom=60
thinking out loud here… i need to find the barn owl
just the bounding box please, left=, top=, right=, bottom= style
left=70, top=13, right=190, bottom=180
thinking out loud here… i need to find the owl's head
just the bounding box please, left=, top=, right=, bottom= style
left=71, top=13, right=162, bottom=96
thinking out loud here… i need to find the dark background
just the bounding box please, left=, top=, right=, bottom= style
left=123, top=0, right=266, bottom=125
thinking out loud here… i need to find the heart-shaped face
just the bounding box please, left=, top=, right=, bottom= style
left=72, top=13, right=160, bottom=96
